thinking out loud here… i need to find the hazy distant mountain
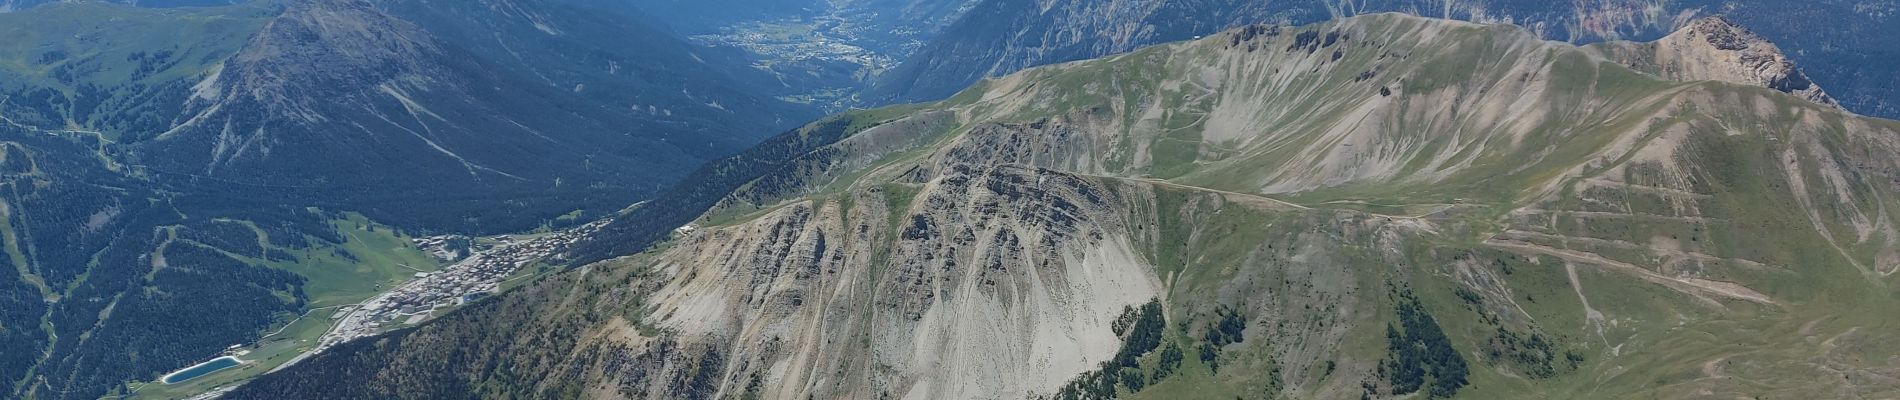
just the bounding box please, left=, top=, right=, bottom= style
left=0, top=0, right=816, bottom=233
left=867, top=0, right=1900, bottom=119
left=234, top=15, right=1900, bottom=399
left=134, top=0, right=815, bottom=232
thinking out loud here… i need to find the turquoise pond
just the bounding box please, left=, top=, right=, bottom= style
left=162, top=356, right=240, bottom=384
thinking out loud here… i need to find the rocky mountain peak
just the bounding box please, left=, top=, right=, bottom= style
left=1678, top=16, right=1756, bottom=51
left=1647, top=15, right=1839, bottom=107
left=220, top=0, right=438, bottom=107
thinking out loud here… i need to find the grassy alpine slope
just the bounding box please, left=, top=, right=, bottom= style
left=0, top=2, right=271, bottom=138
left=234, top=14, right=1900, bottom=399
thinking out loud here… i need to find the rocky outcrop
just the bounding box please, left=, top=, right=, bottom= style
left=1589, top=16, right=1840, bottom=108
left=637, top=162, right=1161, bottom=399
left=591, top=15, right=1900, bottom=398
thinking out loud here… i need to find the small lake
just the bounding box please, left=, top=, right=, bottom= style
left=161, top=356, right=241, bottom=384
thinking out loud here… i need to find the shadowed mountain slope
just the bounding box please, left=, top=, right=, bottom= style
left=0, top=1, right=817, bottom=399
left=1, top=0, right=816, bottom=233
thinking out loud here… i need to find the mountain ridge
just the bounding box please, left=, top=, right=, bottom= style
left=866, top=0, right=1900, bottom=120
left=231, top=14, right=1900, bottom=399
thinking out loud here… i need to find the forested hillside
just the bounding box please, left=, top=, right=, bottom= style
left=0, top=124, right=363, bottom=399
left=0, top=1, right=817, bottom=398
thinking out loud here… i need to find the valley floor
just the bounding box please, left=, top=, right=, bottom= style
left=118, top=220, right=604, bottom=400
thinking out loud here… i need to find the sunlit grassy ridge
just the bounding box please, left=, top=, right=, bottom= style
left=231, top=14, right=1900, bottom=399
left=682, top=13, right=1900, bottom=398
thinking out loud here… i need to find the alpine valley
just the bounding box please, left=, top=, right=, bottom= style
left=3, top=1, right=1899, bottom=400
left=0, top=0, right=811, bottom=398
left=233, top=12, right=1900, bottom=400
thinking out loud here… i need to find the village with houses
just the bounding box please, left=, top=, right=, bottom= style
left=270, top=219, right=614, bottom=372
